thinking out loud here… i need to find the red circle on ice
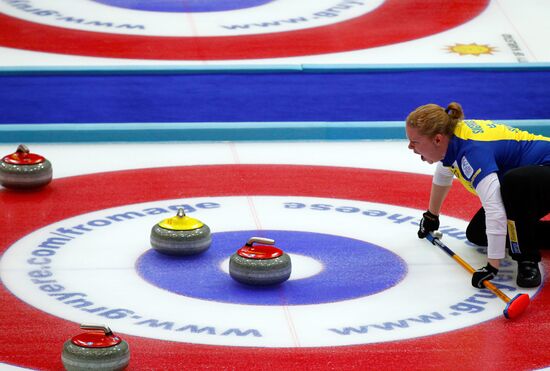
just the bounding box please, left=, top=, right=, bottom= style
left=0, top=164, right=547, bottom=370
left=0, top=0, right=489, bottom=59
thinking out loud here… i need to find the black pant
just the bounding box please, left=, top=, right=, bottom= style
left=466, top=165, right=550, bottom=262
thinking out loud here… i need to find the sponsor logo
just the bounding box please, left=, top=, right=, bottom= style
left=445, top=43, right=497, bottom=57
left=502, top=34, right=528, bottom=62
left=461, top=156, right=474, bottom=179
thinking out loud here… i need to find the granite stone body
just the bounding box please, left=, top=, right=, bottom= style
left=61, top=325, right=129, bottom=371
left=229, top=252, right=292, bottom=285
left=150, top=223, right=211, bottom=255
left=150, top=208, right=212, bottom=256
left=0, top=144, right=52, bottom=189
left=62, top=340, right=130, bottom=371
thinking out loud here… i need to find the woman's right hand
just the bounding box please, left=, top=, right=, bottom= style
left=418, top=210, right=440, bottom=238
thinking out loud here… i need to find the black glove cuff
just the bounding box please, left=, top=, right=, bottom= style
left=485, top=262, right=499, bottom=275
left=472, top=263, right=499, bottom=288
left=423, top=210, right=438, bottom=221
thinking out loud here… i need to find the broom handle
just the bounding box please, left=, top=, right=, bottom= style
left=427, top=232, right=512, bottom=304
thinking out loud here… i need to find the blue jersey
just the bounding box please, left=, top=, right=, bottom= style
left=441, top=120, right=550, bottom=194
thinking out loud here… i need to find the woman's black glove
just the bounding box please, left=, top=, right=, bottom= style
left=418, top=210, right=440, bottom=238
left=471, top=263, right=498, bottom=288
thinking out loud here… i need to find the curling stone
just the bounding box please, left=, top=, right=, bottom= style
left=61, top=324, right=130, bottom=371
left=0, top=144, right=52, bottom=189
left=150, top=208, right=211, bottom=255
left=229, top=237, right=292, bottom=285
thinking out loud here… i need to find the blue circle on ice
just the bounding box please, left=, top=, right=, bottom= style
left=92, top=0, right=275, bottom=13
left=137, top=230, right=407, bottom=305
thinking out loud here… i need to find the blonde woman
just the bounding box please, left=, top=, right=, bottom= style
left=406, top=102, right=550, bottom=288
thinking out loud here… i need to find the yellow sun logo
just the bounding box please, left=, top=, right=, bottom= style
left=445, top=43, right=497, bottom=56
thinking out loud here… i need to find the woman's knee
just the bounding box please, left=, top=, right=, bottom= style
left=466, top=223, right=487, bottom=246
left=501, top=168, right=525, bottom=200
left=467, top=208, right=487, bottom=246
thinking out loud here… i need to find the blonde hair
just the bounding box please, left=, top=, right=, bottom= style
left=406, top=102, right=464, bottom=137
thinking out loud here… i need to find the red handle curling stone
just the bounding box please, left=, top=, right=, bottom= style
left=62, top=324, right=130, bottom=370
left=0, top=144, right=52, bottom=189
left=230, top=237, right=292, bottom=285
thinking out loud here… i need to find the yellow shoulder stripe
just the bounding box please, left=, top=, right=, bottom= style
left=454, top=120, right=550, bottom=142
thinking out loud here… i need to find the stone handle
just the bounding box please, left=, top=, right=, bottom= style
left=80, top=324, right=113, bottom=336
left=246, top=237, right=275, bottom=246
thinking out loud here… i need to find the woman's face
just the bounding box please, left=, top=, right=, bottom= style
left=405, top=125, right=448, bottom=164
